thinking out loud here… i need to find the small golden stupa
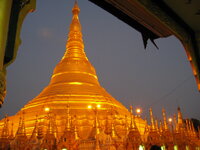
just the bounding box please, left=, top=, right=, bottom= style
left=2, top=1, right=133, bottom=139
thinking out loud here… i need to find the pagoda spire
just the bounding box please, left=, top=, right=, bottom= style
left=88, top=110, right=101, bottom=139
left=176, top=107, right=184, bottom=133
left=149, top=108, right=155, bottom=130
left=63, top=1, right=87, bottom=60
left=37, top=119, right=43, bottom=140
left=159, top=120, right=163, bottom=133
left=155, top=119, right=159, bottom=132
left=189, top=120, right=196, bottom=136
left=186, top=119, right=190, bottom=131
left=162, top=108, right=168, bottom=130
left=16, top=112, right=26, bottom=138
left=129, top=106, right=137, bottom=131
left=46, top=113, right=56, bottom=137
left=173, top=114, right=178, bottom=132
left=29, top=116, right=38, bottom=140
left=177, top=107, right=183, bottom=125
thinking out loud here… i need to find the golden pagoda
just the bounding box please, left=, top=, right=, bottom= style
left=1, top=0, right=131, bottom=140
left=0, top=2, right=200, bottom=150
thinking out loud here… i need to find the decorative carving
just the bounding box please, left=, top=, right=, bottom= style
left=0, top=69, right=6, bottom=107
left=20, top=0, right=31, bottom=9
left=138, top=0, right=189, bottom=40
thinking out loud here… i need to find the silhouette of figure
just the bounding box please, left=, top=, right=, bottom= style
left=150, top=145, right=161, bottom=150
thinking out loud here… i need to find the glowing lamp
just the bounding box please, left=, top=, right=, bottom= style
left=139, top=145, right=144, bottom=150
left=168, top=118, right=172, bottom=122
left=174, top=145, right=178, bottom=150
left=44, top=107, right=50, bottom=112
left=136, top=108, right=141, bottom=114
left=87, top=105, right=92, bottom=109
left=161, top=146, right=166, bottom=150
left=97, top=104, right=101, bottom=108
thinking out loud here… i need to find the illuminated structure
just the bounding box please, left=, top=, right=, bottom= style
left=3, top=1, right=131, bottom=137
left=0, top=2, right=199, bottom=150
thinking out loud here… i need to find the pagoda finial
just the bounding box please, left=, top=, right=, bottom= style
left=129, top=106, right=137, bottom=130
left=72, top=0, right=80, bottom=15
left=173, top=114, right=177, bottom=132
left=155, top=119, right=159, bottom=132
left=63, top=0, right=87, bottom=60
left=189, top=120, right=196, bottom=135
left=177, top=106, right=183, bottom=125
left=186, top=119, right=190, bottom=131
left=46, top=113, right=56, bottom=137
left=162, top=108, right=168, bottom=130
left=16, top=111, right=26, bottom=137
left=149, top=108, right=155, bottom=130
left=159, top=120, right=163, bottom=133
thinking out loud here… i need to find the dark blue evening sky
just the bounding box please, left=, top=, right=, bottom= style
left=0, top=0, right=200, bottom=121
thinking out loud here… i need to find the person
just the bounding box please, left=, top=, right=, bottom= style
left=150, top=145, right=161, bottom=150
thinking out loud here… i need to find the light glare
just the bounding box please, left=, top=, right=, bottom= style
left=87, top=105, right=92, bottom=109
left=168, top=118, right=172, bottom=122
left=44, top=107, right=50, bottom=112
left=136, top=108, right=141, bottom=114
left=139, top=145, right=144, bottom=150
left=97, top=104, right=101, bottom=108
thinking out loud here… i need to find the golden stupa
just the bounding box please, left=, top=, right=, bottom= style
left=4, top=1, right=131, bottom=138
left=1, top=3, right=200, bottom=149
